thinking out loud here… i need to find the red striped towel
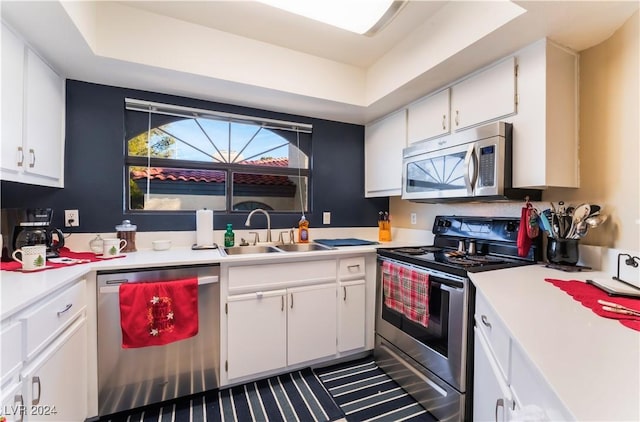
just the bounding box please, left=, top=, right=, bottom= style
left=400, top=267, right=430, bottom=328
left=382, top=261, right=404, bottom=313
left=119, top=278, right=199, bottom=348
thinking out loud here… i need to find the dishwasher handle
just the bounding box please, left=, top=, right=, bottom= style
left=99, top=275, right=218, bottom=294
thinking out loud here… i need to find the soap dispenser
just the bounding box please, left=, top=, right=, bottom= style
left=224, top=224, right=235, bottom=247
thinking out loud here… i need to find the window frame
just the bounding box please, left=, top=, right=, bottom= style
left=124, top=99, right=312, bottom=215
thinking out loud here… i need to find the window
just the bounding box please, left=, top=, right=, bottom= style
left=124, top=99, right=312, bottom=213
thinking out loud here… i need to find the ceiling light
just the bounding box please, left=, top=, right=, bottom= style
left=257, top=0, right=406, bottom=36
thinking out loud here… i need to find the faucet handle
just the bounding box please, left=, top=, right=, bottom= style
left=248, top=231, right=260, bottom=245
left=278, top=231, right=288, bottom=245
left=289, top=228, right=295, bottom=244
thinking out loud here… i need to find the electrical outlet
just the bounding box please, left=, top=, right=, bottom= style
left=323, top=212, right=331, bottom=225
left=65, top=209, right=79, bottom=227
left=410, top=213, right=417, bottom=225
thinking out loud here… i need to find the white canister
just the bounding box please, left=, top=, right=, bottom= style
left=102, top=238, right=127, bottom=257
left=12, top=245, right=47, bottom=271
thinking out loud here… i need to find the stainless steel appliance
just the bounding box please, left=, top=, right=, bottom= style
left=375, top=216, right=540, bottom=422
left=97, top=264, right=220, bottom=416
left=401, top=122, right=541, bottom=202
left=0, top=208, right=65, bottom=261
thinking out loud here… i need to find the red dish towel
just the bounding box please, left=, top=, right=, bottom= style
left=382, top=261, right=404, bottom=313
left=119, top=278, right=199, bottom=348
left=545, top=278, right=640, bottom=332
left=400, top=267, right=430, bottom=328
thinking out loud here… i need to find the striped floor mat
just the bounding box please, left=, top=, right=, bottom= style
left=102, top=368, right=344, bottom=422
left=315, top=358, right=437, bottom=422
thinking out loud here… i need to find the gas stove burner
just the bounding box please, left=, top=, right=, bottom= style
left=395, top=246, right=442, bottom=255
left=444, top=254, right=510, bottom=267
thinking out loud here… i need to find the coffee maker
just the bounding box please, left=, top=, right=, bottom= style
left=1, top=208, right=65, bottom=261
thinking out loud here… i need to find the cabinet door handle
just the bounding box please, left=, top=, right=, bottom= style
left=343, top=286, right=347, bottom=301
left=17, top=146, right=24, bottom=167
left=290, top=293, right=294, bottom=309
left=455, top=110, right=460, bottom=126
left=29, top=148, right=36, bottom=168
left=442, top=114, right=446, bottom=130
left=495, top=398, right=504, bottom=422
left=57, top=303, right=73, bottom=316
left=281, top=295, right=284, bottom=312
left=15, top=394, right=24, bottom=422
left=481, top=314, right=492, bottom=329
left=347, top=264, right=360, bottom=271
left=32, top=376, right=41, bottom=405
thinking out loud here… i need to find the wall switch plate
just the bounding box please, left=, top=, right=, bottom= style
left=323, top=212, right=331, bottom=225
left=65, top=209, right=79, bottom=227
left=410, top=213, right=417, bottom=225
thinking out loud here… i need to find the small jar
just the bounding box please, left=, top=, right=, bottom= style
left=116, top=220, right=137, bottom=252
left=89, top=234, right=104, bottom=254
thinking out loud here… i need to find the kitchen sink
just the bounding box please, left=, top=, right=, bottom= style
left=223, top=245, right=282, bottom=255
left=275, top=243, right=334, bottom=252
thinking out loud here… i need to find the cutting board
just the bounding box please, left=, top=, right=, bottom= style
left=314, top=238, right=379, bottom=247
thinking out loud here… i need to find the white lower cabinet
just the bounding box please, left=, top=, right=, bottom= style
left=288, top=283, right=337, bottom=365
left=223, top=254, right=372, bottom=385
left=20, top=317, right=87, bottom=422
left=1, top=381, right=23, bottom=422
left=0, top=279, right=88, bottom=422
left=474, top=291, right=572, bottom=421
left=226, top=283, right=337, bottom=380
left=226, top=290, right=287, bottom=380
left=473, top=327, right=516, bottom=422
left=338, top=281, right=366, bottom=352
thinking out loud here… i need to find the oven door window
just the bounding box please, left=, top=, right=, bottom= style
left=381, top=273, right=450, bottom=357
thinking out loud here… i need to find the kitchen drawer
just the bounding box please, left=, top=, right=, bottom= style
left=1, top=321, right=22, bottom=386
left=228, top=260, right=335, bottom=292
left=338, top=256, right=365, bottom=279
left=475, top=291, right=511, bottom=381
left=21, top=280, right=86, bottom=361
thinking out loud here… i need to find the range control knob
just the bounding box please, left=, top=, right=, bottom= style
left=506, top=221, right=517, bottom=232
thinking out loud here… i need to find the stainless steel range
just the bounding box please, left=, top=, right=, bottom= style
left=374, top=216, right=540, bottom=422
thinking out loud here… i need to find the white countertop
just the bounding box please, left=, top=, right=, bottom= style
left=470, top=265, right=640, bottom=421
left=0, top=243, right=389, bottom=320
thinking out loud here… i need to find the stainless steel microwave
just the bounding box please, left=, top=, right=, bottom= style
left=401, top=122, right=541, bottom=202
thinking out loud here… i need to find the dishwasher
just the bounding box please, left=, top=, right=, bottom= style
left=96, top=264, right=220, bottom=416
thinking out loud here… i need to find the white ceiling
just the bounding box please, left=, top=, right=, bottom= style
left=1, top=1, right=638, bottom=124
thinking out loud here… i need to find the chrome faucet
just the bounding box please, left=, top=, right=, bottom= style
left=245, top=208, right=272, bottom=243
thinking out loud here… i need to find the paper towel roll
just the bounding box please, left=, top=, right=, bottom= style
left=196, top=209, right=214, bottom=246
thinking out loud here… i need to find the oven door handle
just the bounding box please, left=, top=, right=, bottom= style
left=99, top=275, right=219, bottom=294
left=438, top=283, right=464, bottom=294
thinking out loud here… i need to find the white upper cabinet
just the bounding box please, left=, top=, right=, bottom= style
left=364, top=109, right=407, bottom=197
left=450, top=57, right=517, bottom=132
left=1, top=23, right=25, bottom=176
left=407, top=88, right=450, bottom=144
left=508, top=39, right=579, bottom=189
left=1, top=21, right=65, bottom=188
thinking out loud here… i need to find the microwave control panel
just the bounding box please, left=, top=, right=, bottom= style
left=478, top=145, right=495, bottom=187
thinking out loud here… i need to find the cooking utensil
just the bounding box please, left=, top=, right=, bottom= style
left=567, top=203, right=591, bottom=238
left=598, top=299, right=640, bottom=314
left=586, top=214, right=608, bottom=228
left=588, top=204, right=601, bottom=216
left=538, top=212, right=554, bottom=237
left=573, top=220, right=589, bottom=238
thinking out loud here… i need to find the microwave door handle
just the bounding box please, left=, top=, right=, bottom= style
left=463, top=144, right=477, bottom=195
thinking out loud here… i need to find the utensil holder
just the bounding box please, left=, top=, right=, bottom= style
left=547, top=238, right=579, bottom=265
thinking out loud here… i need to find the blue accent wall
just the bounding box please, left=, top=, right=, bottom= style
left=1, top=80, right=388, bottom=232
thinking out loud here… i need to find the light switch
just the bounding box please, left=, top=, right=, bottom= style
left=323, top=212, right=331, bottom=225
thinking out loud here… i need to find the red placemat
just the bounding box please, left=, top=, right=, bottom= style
left=545, top=278, right=640, bottom=332
left=1, top=247, right=124, bottom=272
